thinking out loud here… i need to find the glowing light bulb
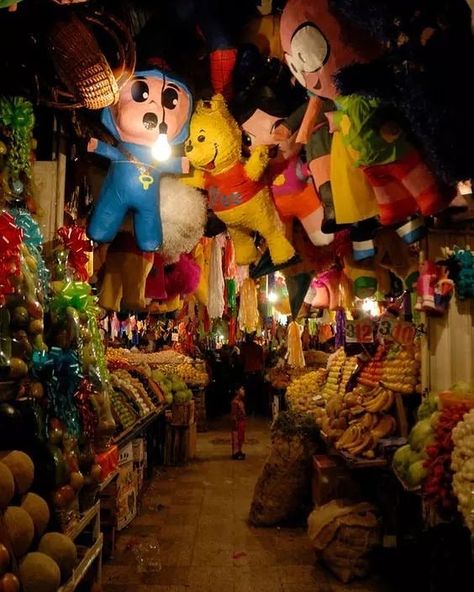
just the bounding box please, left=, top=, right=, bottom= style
left=152, top=122, right=171, bottom=161
left=361, top=297, right=379, bottom=317
left=268, top=291, right=278, bottom=304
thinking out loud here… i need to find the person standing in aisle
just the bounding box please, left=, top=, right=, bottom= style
left=239, top=332, right=265, bottom=415
left=231, top=384, right=246, bottom=460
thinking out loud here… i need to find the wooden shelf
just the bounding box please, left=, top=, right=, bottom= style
left=58, top=533, right=103, bottom=592
left=65, top=502, right=100, bottom=540
left=99, top=470, right=119, bottom=492
left=320, top=431, right=388, bottom=470
left=113, top=407, right=164, bottom=447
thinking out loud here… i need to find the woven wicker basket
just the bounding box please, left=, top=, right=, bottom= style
left=47, top=11, right=135, bottom=109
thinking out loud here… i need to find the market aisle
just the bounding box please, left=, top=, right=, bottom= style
left=102, top=419, right=390, bottom=592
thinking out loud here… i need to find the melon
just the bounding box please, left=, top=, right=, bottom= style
left=4, top=507, right=34, bottom=558
left=19, top=552, right=61, bottom=592
left=0, top=451, right=34, bottom=494
left=38, top=532, right=77, bottom=581
left=21, top=493, right=50, bottom=537
left=0, top=462, right=15, bottom=508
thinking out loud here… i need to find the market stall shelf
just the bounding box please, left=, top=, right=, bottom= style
left=61, top=502, right=102, bottom=592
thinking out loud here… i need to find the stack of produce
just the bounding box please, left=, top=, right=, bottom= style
left=128, top=368, right=166, bottom=407
left=286, top=369, right=328, bottom=420
left=106, top=348, right=130, bottom=366
left=0, top=449, right=79, bottom=592
left=358, top=345, right=387, bottom=388
left=123, top=349, right=191, bottom=366
left=452, top=408, right=474, bottom=532
left=173, top=361, right=208, bottom=387
left=320, top=349, right=357, bottom=400
left=381, top=343, right=421, bottom=394
left=110, top=370, right=155, bottom=417
left=110, top=389, right=139, bottom=431
left=151, top=370, right=193, bottom=405
left=330, top=386, right=397, bottom=458
left=392, top=393, right=440, bottom=488
left=119, top=349, right=209, bottom=387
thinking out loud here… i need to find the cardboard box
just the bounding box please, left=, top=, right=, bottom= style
left=119, top=442, right=133, bottom=466
left=116, top=461, right=137, bottom=530
left=96, top=445, right=119, bottom=482
left=134, top=463, right=144, bottom=494
left=132, top=438, right=146, bottom=463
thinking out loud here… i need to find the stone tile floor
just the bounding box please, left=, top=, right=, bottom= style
left=103, top=418, right=390, bottom=592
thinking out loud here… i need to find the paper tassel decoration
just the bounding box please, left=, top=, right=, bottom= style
left=207, top=237, right=225, bottom=319
left=287, top=321, right=305, bottom=368
left=238, top=278, right=259, bottom=333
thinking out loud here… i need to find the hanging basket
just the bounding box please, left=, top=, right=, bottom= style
left=46, top=11, right=135, bottom=110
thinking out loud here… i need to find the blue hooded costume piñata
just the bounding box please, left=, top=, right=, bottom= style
left=87, top=69, right=193, bottom=252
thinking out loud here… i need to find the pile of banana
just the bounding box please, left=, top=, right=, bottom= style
left=362, top=386, right=395, bottom=413
left=322, top=385, right=398, bottom=458
left=335, top=414, right=397, bottom=457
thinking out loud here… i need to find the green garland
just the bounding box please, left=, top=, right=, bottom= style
left=0, top=97, right=35, bottom=180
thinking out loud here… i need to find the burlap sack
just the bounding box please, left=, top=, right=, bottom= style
left=249, top=412, right=319, bottom=526
left=307, top=499, right=381, bottom=583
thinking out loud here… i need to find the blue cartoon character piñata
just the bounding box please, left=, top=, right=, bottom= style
left=87, top=69, right=193, bottom=252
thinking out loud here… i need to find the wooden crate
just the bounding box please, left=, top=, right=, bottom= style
left=192, top=388, right=208, bottom=432
left=164, top=423, right=196, bottom=465
left=171, top=400, right=195, bottom=426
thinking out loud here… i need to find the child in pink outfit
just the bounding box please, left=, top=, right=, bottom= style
left=231, top=385, right=246, bottom=460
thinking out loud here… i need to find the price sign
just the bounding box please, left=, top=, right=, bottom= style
left=392, top=321, right=416, bottom=346
left=377, top=316, right=416, bottom=345
left=377, top=315, right=395, bottom=341
left=171, top=332, right=179, bottom=342
left=346, top=319, right=374, bottom=343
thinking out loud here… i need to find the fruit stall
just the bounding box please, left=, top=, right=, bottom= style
left=0, top=0, right=473, bottom=589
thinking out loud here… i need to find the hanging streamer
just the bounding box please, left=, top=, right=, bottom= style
left=238, top=278, right=259, bottom=333
left=207, top=237, right=225, bottom=319
left=287, top=321, right=305, bottom=368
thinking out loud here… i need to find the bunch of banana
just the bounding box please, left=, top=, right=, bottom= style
left=362, top=386, right=394, bottom=413
left=336, top=424, right=374, bottom=455
left=335, top=414, right=398, bottom=457
left=370, top=415, right=397, bottom=441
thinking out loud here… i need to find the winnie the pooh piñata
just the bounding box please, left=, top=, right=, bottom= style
left=184, top=94, right=295, bottom=266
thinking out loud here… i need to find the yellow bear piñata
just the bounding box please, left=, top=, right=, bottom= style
left=184, top=94, right=295, bottom=266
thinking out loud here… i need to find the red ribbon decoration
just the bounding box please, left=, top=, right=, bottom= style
left=57, top=225, right=92, bottom=282
left=0, top=211, right=23, bottom=296
left=73, top=378, right=98, bottom=440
